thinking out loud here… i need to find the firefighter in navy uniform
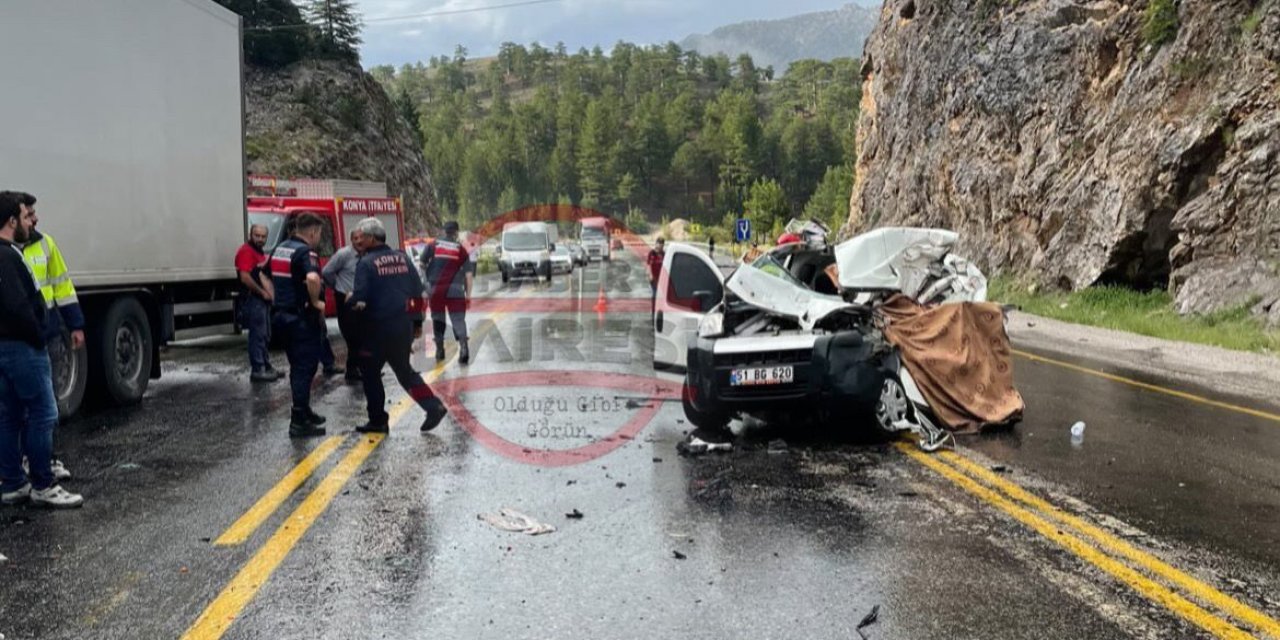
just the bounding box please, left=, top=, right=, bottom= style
left=348, top=218, right=449, bottom=434
left=266, top=213, right=329, bottom=437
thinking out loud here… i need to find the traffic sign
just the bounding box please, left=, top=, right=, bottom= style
left=735, top=218, right=751, bottom=242
left=689, top=222, right=702, bottom=236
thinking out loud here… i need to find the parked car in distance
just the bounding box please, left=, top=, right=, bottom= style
left=563, top=240, right=588, bottom=266
left=551, top=244, right=575, bottom=274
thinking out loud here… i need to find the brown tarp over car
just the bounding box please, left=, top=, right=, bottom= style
left=878, top=295, right=1025, bottom=433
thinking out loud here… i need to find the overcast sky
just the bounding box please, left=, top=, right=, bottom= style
left=354, top=0, right=867, bottom=68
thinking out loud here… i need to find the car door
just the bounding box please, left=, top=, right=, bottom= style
left=653, top=243, right=723, bottom=371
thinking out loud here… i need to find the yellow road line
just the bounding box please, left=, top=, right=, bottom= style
left=185, top=283, right=543, bottom=639
left=1013, top=349, right=1280, bottom=424
left=214, top=436, right=346, bottom=546
left=181, top=434, right=385, bottom=640
left=897, top=443, right=1255, bottom=639
left=938, top=449, right=1280, bottom=638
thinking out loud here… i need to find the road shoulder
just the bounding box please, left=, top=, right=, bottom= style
left=1007, top=310, right=1280, bottom=409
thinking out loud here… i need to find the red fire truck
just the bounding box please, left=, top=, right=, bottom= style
left=246, top=175, right=406, bottom=315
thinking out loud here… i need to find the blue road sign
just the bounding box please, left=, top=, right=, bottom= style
left=735, top=218, right=751, bottom=242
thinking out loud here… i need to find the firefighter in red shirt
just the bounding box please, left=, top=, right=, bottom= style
left=646, top=237, right=665, bottom=314
left=234, top=224, right=278, bottom=382
left=420, top=221, right=474, bottom=364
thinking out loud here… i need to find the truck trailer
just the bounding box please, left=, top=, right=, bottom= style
left=0, top=0, right=247, bottom=417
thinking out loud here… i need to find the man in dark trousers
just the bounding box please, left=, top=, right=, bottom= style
left=0, top=191, right=82, bottom=508
left=349, top=218, right=448, bottom=434
left=420, top=221, right=474, bottom=364
left=646, top=237, right=665, bottom=314
left=267, top=213, right=329, bottom=437
left=235, top=224, right=278, bottom=383
left=322, top=227, right=365, bottom=383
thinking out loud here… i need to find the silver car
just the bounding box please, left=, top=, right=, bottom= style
left=550, top=245, right=574, bottom=274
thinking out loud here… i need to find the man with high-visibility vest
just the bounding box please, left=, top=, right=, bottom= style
left=17, top=192, right=78, bottom=483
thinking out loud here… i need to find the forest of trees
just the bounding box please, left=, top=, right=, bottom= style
left=214, top=0, right=362, bottom=67
left=372, top=43, right=860, bottom=241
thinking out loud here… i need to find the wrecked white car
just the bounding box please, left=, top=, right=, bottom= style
left=653, top=224, right=1021, bottom=451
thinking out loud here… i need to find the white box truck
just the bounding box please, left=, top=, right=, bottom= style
left=0, top=0, right=246, bottom=417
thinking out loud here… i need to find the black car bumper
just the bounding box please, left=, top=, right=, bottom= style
left=686, top=331, right=888, bottom=420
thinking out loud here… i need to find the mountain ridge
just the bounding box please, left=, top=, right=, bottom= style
left=680, top=3, right=877, bottom=71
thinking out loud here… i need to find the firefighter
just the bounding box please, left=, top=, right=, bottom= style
left=234, top=223, right=278, bottom=383
left=348, top=218, right=448, bottom=433
left=419, top=221, right=474, bottom=364
left=266, top=213, right=329, bottom=437
left=17, top=192, right=77, bottom=481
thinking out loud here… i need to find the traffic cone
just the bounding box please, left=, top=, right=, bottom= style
left=593, top=285, right=608, bottom=314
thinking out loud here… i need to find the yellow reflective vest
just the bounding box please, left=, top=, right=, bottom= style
left=22, top=231, right=85, bottom=334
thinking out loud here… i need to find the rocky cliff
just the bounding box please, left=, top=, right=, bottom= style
left=847, top=0, right=1280, bottom=323
left=244, top=60, right=438, bottom=230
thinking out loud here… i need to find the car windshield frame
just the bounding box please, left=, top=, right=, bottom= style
left=749, top=252, right=804, bottom=287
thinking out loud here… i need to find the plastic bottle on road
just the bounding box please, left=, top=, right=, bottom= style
left=1070, top=421, right=1086, bottom=448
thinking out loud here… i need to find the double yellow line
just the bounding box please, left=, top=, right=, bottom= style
left=183, top=283, right=540, bottom=640
left=900, top=444, right=1280, bottom=639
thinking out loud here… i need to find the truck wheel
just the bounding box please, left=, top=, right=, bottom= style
left=93, top=297, right=153, bottom=406
left=681, top=381, right=730, bottom=434
left=49, top=330, right=88, bottom=420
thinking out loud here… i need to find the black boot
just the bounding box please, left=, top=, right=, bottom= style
left=458, top=339, right=470, bottom=365
left=306, top=410, right=327, bottom=426
left=290, top=409, right=327, bottom=437
left=420, top=397, right=449, bottom=432
left=355, top=419, right=389, bottom=434
left=435, top=343, right=445, bottom=362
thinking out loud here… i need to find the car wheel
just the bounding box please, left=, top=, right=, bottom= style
left=681, top=381, right=730, bottom=434
left=874, top=376, right=912, bottom=434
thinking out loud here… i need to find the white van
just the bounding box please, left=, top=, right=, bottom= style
left=499, top=221, right=554, bottom=283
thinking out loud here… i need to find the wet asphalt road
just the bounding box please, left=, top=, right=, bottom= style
left=2, top=246, right=1279, bottom=640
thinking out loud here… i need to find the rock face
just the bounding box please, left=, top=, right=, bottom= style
left=245, top=60, right=438, bottom=230
left=847, top=0, right=1280, bottom=322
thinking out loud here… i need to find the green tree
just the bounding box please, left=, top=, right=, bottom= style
left=803, top=165, right=854, bottom=232
left=617, top=172, right=638, bottom=210
left=213, top=0, right=312, bottom=68
left=305, top=0, right=362, bottom=62
left=743, top=178, right=789, bottom=236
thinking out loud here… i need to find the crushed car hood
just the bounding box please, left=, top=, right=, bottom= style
left=725, top=263, right=855, bottom=331
left=835, top=228, right=958, bottom=295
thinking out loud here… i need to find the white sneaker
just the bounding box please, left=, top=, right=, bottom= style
left=21, top=458, right=72, bottom=481
left=51, top=459, right=71, bottom=481
left=30, top=485, right=83, bottom=509
left=1, top=483, right=31, bottom=506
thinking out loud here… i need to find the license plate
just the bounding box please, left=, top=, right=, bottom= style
left=729, top=366, right=794, bottom=386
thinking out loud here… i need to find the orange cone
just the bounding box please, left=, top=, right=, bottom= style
left=593, top=285, right=608, bottom=314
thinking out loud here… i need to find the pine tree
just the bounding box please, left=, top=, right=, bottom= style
left=306, top=0, right=362, bottom=63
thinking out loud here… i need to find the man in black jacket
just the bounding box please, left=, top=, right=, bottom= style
left=0, top=191, right=83, bottom=508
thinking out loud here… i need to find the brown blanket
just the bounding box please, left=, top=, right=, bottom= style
left=878, top=295, right=1024, bottom=433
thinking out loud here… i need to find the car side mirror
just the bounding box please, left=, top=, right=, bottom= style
left=693, top=290, right=716, bottom=312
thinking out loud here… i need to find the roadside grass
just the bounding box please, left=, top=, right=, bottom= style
left=989, top=276, right=1280, bottom=354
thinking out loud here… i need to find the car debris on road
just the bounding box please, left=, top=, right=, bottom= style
left=478, top=507, right=556, bottom=535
